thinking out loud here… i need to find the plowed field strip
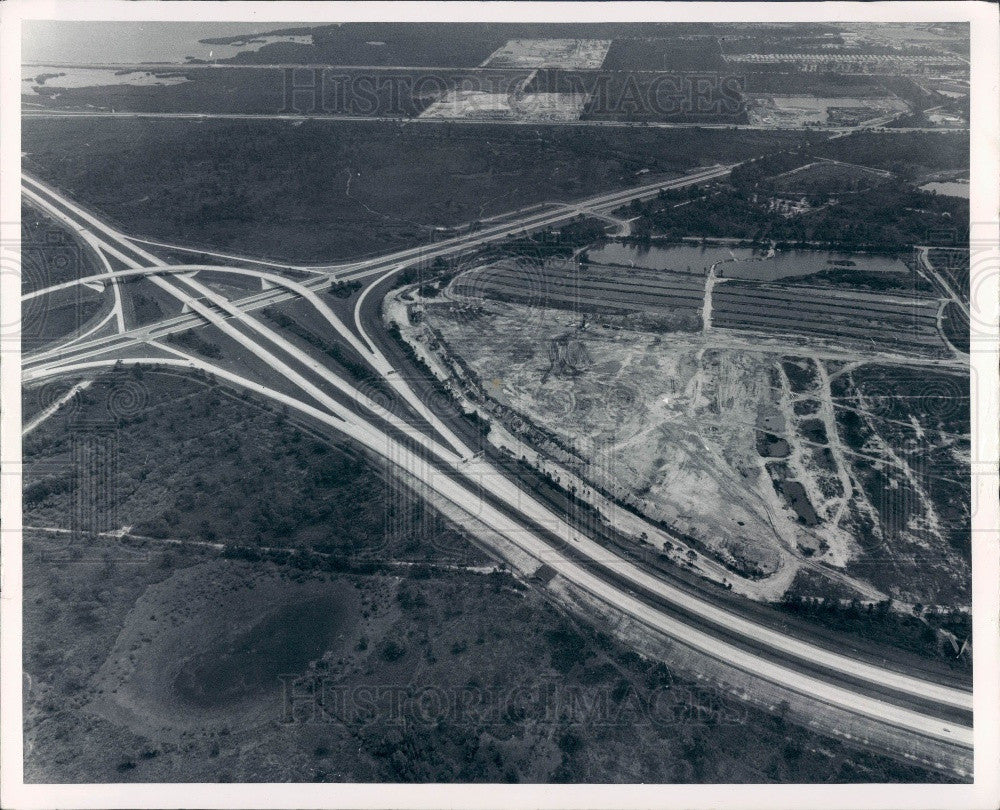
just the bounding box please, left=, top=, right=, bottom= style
left=716, top=283, right=941, bottom=312
left=713, top=313, right=945, bottom=346
left=455, top=283, right=702, bottom=313
left=713, top=293, right=940, bottom=321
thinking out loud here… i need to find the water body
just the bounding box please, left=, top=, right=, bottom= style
left=587, top=242, right=746, bottom=275
left=586, top=241, right=909, bottom=281
left=22, top=21, right=308, bottom=65
left=919, top=181, right=970, bottom=199
left=173, top=595, right=351, bottom=709
left=22, top=67, right=190, bottom=91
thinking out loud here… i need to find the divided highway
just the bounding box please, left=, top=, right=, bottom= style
left=20, top=170, right=974, bottom=771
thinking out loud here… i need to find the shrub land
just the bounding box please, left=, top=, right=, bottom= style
left=22, top=368, right=955, bottom=783
left=22, top=117, right=811, bottom=263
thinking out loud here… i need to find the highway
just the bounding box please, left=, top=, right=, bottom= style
left=21, top=164, right=733, bottom=372
left=915, top=244, right=971, bottom=322
left=20, top=109, right=967, bottom=135
left=20, top=171, right=974, bottom=772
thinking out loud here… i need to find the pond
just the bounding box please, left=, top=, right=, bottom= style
left=775, top=480, right=820, bottom=527
left=173, top=594, right=351, bottom=709
left=919, top=181, right=970, bottom=199
left=586, top=241, right=910, bottom=281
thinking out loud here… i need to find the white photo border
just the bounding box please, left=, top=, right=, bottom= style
left=1, top=2, right=997, bottom=808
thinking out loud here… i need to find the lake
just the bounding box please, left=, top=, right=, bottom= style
left=586, top=241, right=910, bottom=281
left=22, top=21, right=309, bottom=65
left=919, top=181, right=970, bottom=199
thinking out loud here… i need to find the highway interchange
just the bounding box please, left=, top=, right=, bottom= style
left=21, top=167, right=974, bottom=775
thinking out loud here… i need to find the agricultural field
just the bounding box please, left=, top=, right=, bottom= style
left=711, top=281, right=950, bottom=356
left=420, top=90, right=587, bottom=123
left=480, top=39, right=612, bottom=70
left=451, top=258, right=705, bottom=331
left=581, top=72, right=747, bottom=124
left=599, top=37, right=726, bottom=72
left=742, top=72, right=901, bottom=99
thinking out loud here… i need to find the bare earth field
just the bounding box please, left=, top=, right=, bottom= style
left=403, top=255, right=969, bottom=607
left=747, top=94, right=908, bottom=127
left=481, top=39, right=612, bottom=70
left=420, top=90, right=589, bottom=122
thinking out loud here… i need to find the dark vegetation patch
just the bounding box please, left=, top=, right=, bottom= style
left=941, top=302, right=969, bottom=354
left=600, top=37, right=726, bottom=71
left=775, top=480, right=819, bottom=527
left=626, top=132, right=968, bottom=253
left=772, top=160, right=890, bottom=197
left=830, top=366, right=970, bottom=603
left=166, top=327, right=223, bottom=359
left=130, top=291, right=165, bottom=325
left=798, top=418, right=828, bottom=445
left=22, top=367, right=482, bottom=565
left=765, top=463, right=819, bottom=527
left=21, top=202, right=103, bottom=293
left=811, top=446, right=837, bottom=474
left=811, top=132, right=969, bottom=178
left=777, top=265, right=931, bottom=294
left=23, top=527, right=958, bottom=784
left=22, top=117, right=811, bottom=263
left=780, top=358, right=818, bottom=394
left=793, top=398, right=820, bottom=417
left=631, top=177, right=967, bottom=254
left=172, top=593, right=354, bottom=709
left=755, top=431, right=790, bottom=459
left=780, top=570, right=970, bottom=672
